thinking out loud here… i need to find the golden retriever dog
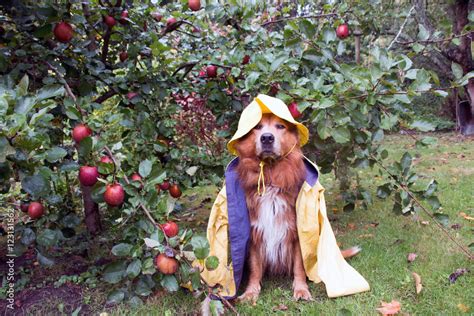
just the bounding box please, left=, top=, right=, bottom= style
left=232, top=113, right=358, bottom=303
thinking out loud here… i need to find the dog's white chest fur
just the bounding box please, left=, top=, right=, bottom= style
left=252, top=187, right=290, bottom=269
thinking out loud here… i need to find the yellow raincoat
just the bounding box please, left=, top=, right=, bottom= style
left=201, top=94, right=370, bottom=298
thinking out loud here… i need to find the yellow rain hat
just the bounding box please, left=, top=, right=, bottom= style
left=227, top=94, right=309, bottom=156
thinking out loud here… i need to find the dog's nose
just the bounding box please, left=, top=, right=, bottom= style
left=260, top=133, right=275, bottom=145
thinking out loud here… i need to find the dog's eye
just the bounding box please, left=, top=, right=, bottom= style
left=255, top=124, right=263, bottom=130
left=276, top=124, right=286, bottom=129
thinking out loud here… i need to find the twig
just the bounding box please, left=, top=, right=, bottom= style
left=396, top=31, right=473, bottom=45
left=101, top=27, right=112, bottom=64
left=388, top=5, right=415, bottom=50
left=261, top=13, right=338, bottom=27
left=45, top=61, right=87, bottom=117
left=371, top=154, right=473, bottom=260
left=94, top=90, right=118, bottom=103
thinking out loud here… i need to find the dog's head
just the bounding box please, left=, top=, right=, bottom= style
left=234, top=114, right=300, bottom=161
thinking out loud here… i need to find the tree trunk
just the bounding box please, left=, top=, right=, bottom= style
left=81, top=184, right=102, bottom=235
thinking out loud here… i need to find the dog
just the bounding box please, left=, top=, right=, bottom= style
left=232, top=113, right=359, bottom=303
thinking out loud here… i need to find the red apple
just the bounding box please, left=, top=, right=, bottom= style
left=242, top=55, right=250, bottom=65
left=79, top=166, right=99, bottom=186
left=72, top=124, right=92, bottom=143
left=100, top=155, right=113, bottom=164
left=154, top=253, right=178, bottom=274
left=104, top=183, right=125, bottom=206
left=119, top=51, right=128, bottom=62
left=131, top=173, right=142, bottom=182
left=198, top=69, right=206, bottom=78
left=288, top=102, right=301, bottom=119
left=161, top=221, right=179, bottom=237
left=151, top=12, right=162, bottom=22
left=53, top=22, right=73, bottom=43
left=104, top=15, right=116, bottom=28
left=126, top=92, right=138, bottom=100
left=159, top=181, right=170, bottom=190
left=188, top=0, right=201, bottom=11
left=206, top=65, right=217, bottom=78
left=167, top=17, right=177, bottom=26
left=336, top=24, right=349, bottom=39
left=28, top=202, right=44, bottom=220
left=20, top=202, right=29, bottom=213
left=169, top=184, right=182, bottom=198
left=119, top=10, right=128, bottom=24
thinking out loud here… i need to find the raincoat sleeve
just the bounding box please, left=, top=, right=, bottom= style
left=199, top=185, right=236, bottom=297
left=297, top=181, right=370, bottom=298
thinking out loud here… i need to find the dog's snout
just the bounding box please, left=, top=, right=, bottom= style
left=260, top=133, right=275, bottom=145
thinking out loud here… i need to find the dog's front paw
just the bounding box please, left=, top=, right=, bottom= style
left=293, top=287, right=313, bottom=301
left=237, top=286, right=261, bottom=305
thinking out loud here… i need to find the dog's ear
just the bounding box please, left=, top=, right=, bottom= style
left=234, top=132, right=257, bottom=158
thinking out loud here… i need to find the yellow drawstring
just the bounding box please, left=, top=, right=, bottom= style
left=257, top=142, right=297, bottom=196
left=257, top=161, right=266, bottom=196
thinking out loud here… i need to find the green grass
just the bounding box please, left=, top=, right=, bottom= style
left=111, top=132, right=474, bottom=315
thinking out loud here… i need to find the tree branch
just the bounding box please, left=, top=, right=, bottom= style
left=261, top=13, right=338, bottom=27
left=94, top=90, right=118, bottom=103
left=388, top=5, right=415, bottom=50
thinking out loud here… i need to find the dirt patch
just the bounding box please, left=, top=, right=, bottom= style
left=0, top=284, right=90, bottom=315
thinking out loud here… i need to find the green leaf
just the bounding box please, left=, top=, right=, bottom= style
left=60, top=161, right=79, bottom=172
left=410, top=120, right=436, bottom=132
left=22, top=174, right=50, bottom=199
left=433, top=90, right=448, bottom=97
left=17, top=74, right=29, bottom=97
left=380, top=113, right=399, bottom=130
left=244, top=71, right=260, bottom=90
left=400, top=152, right=412, bottom=172
left=126, top=259, right=142, bottom=279
left=134, top=277, right=153, bottom=296
left=77, top=136, right=92, bottom=158
left=331, top=126, right=351, bottom=144
left=37, top=85, right=65, bottom=100
left=377, top=184, right=391, bottom=199
left=141, top=257, right=156, bottom=275
left=416, top=136, right=437, bottom=148
left=299, top=20, right=315, bottom=38
left=0, top=137, right=16, bottom=163
left=417, top=24, right=430, bottom=41
left=46, top=147, right=67, bottom=163
left=161, top=275, right=179, bottom=292
left=270, top=54, right=288, bottom=72
left=139, top=159, right=153, bottom=178
left=37, top=251, right=55, bottom=267
left=106, top=290, right=125, bottom=305
left=112, top=243, right=133, bottom=257
left=427, top=196, right=441, bottom=210
left=317, top=121, right=331, bottom=139
left=205, top=256, right=219, bottom=271
left=103, top=260, right=127, bottom=284
left=469, top=10, right=474, bottom=22
left=210, top=300, right=225, bottom=315
left=314, top=98, right=335, bottom=109
left=323, top=27, right=336, bottom=43
left=37, top=229, right=59, bottom=248
left=190, top=235, right=210, bottom=260
left=424, top=180, right=438, bottom=197
left=21, top=228, right=36, bottom=245
left=15, top=96, right=36, bottom=115
left=433, top=213, right=449, bottom=227
left=451, top=62, right=463, bottom=80
left=0, top=96, right=8, bottom=117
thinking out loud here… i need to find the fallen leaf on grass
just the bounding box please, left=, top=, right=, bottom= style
left=412, top=272, right=423, bottom=294
left=420, top=220, right=429, bottom=225
left=376, top=300, right=401, bottom=315
left=449, top=268, right=470, bottom=283
left=272, top=304, right=288, bottom=311
left=358, top=233, right=374, bottom=238
left=457, top=303, right=470, bottom=313
left=451, top=223, right=462, bottom=230
left=459, top=212, right=474, bottom=221
left=407, top=253, right=417, bottom=263
left=347, top=223, right=357, bottom=230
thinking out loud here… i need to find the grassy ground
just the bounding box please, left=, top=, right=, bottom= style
left=112, top=132, right=474, bottom=315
